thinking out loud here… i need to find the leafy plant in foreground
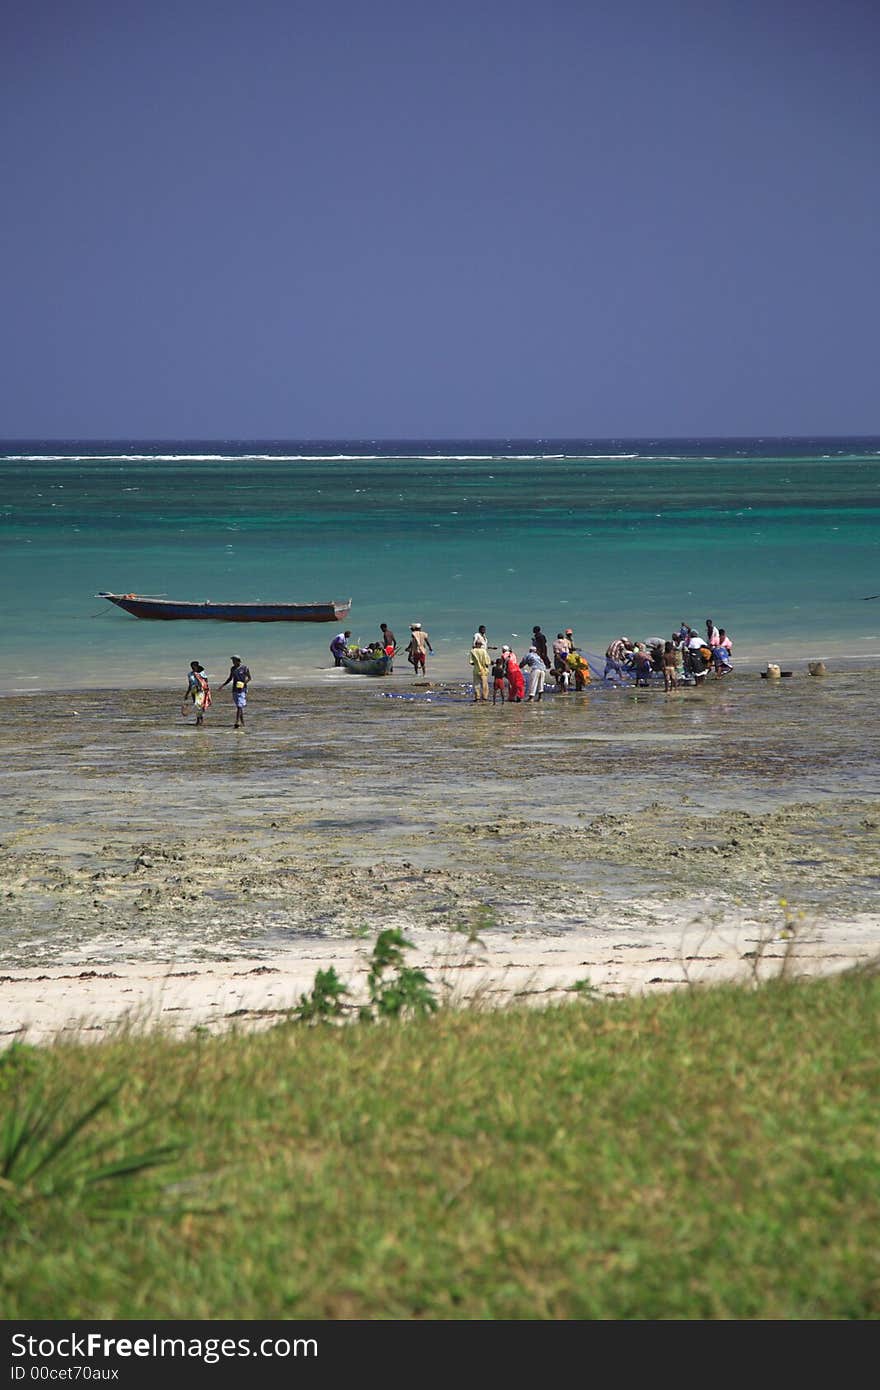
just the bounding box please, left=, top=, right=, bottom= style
left=288, top=928, right=443, bottom=1026
left=0, top=1079, right=184, bottom=1236
left=0, top=1042, right=45, bottom=1096
left=290, top=966, right=350, bottom=1024
left=568, top=977, right=600, bottom=999
left=360, top=928, right=438, bottom=1022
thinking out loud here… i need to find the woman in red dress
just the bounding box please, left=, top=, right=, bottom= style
left=501, top=645, right=525, bottom=702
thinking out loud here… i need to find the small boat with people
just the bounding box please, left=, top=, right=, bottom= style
left=97, top=592, right=352, bottom=622
left=340, top=646, right=394, bottom=676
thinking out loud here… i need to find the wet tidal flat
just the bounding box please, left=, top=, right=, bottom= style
left=1, top=670, right=879, bottom=1037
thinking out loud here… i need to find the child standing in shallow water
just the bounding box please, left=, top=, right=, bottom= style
left=491, top=655, right=506, bottom=704
left=663, top=640, right=678, bottom=691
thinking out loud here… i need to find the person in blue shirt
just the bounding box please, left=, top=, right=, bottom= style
left=219, top=655, right=251, bottom=729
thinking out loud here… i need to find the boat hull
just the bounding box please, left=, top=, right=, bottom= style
left=99, top=593, right=351, bottom=622
left=340, top=653, right=394, bottom=676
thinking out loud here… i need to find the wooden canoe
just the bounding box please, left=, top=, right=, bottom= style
left=98, top=592, right=352, bottom=622
left=339, top=651, right=394, bottom=676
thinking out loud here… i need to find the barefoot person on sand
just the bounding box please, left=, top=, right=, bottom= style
left=182, top=661, right=212, bottom=726
left=219, top=655, right=251, bottom=729
left=330, top=630, right=351, bottom=666
left=469, top=637, right=491, bottom=702
left=501, top=645, right=525, bottom=702
left=405, top=622, right=433, bottom=676
left=520, top=645, right=548, bottom=701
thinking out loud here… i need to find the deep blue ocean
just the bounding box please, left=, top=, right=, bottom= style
left=2, top=437, right=879, bottom=690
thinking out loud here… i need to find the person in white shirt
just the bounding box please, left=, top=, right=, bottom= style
left=520, top=646, right=548, bottom=701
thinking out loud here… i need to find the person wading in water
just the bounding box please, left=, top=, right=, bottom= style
left=219, top=654, right=251, bottom=729
left=405, top=622, right=433, bottom=675
left=182, top=661, right=212, bottom=726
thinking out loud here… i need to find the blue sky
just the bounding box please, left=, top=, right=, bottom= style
left=2, top=0, right=878, bottom=438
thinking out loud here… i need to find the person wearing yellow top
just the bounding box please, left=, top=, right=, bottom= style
left=566, top=650, right=591, bottom=690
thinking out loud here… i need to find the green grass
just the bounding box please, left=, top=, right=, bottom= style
left=1, top=970, right=878, bottom=1319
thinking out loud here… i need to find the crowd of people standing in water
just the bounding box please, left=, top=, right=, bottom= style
left=179, top=616, right=733, bottom=729
left=464, top=616, right=733, bottom=702
left=467, top=625, right=593, bottom=703
left=603, top=619, right=733, bottom=689
left=331, top=615, right=733, bottom=701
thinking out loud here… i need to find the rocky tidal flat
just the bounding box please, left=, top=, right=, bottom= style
left=1, top=670, right=878, bottom=1041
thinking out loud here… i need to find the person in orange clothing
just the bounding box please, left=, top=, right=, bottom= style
left=566, top=649, right=592, bottom=691
left=501, top=645, right=525, bottom=701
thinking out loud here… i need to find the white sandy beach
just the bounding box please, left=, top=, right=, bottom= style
left=4, top=904, right=879, bottom=1046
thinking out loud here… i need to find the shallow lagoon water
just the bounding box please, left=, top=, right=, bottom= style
left=3, top=439, right=880, bottom=691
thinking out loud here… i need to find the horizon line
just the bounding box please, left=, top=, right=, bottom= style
left=3, top=432, right=880, bottom=445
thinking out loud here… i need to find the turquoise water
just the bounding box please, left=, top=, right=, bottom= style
left=2, top=440, right=879, bottom=690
